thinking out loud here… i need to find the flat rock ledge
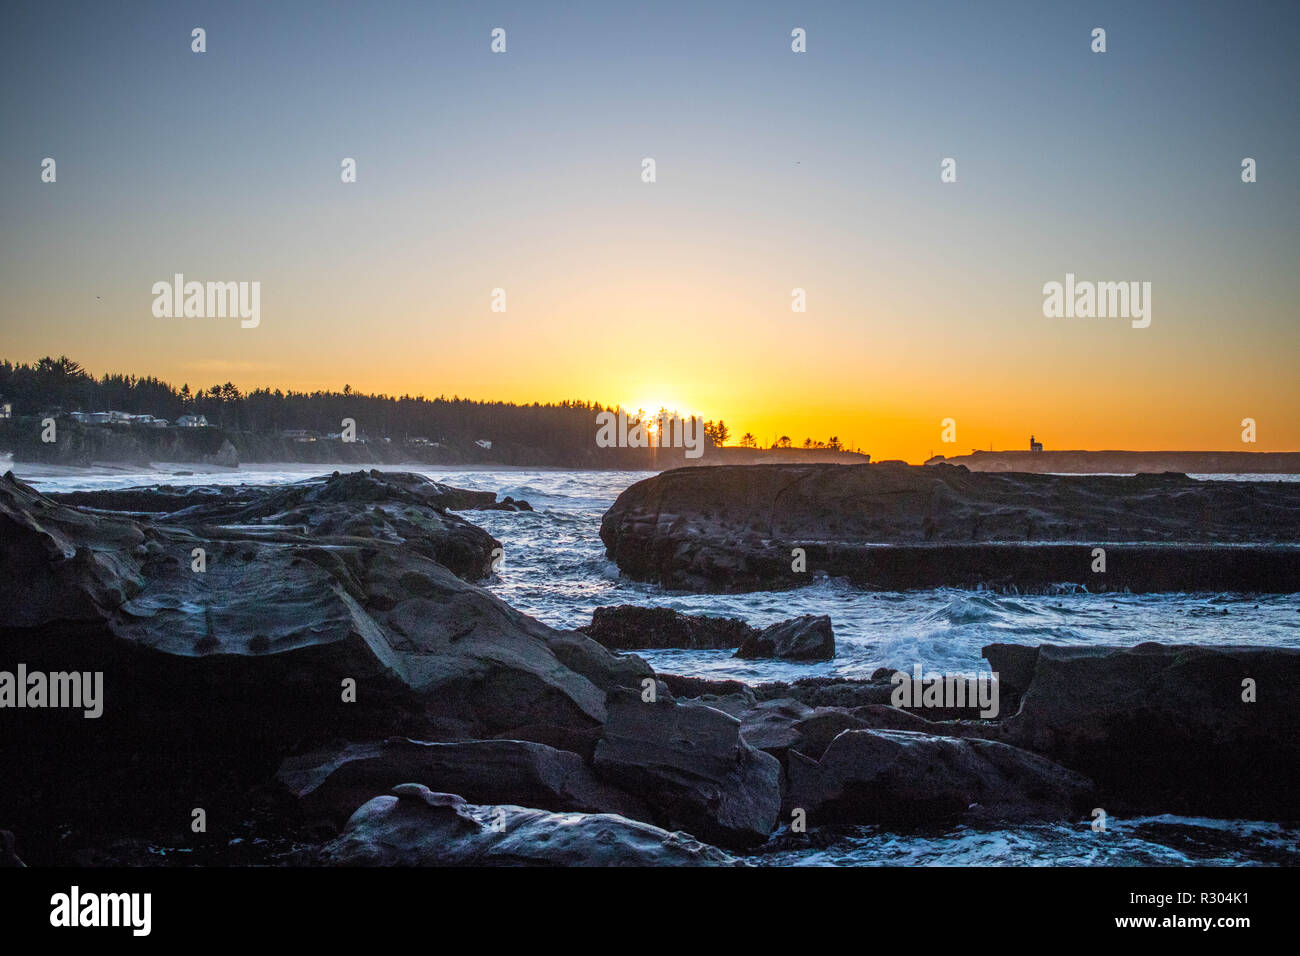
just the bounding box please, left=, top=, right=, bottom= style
left=600, top=463, right=1300, bottom=592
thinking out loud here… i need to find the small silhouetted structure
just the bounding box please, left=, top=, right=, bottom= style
left=1029, top=435, right=1043, bottom=453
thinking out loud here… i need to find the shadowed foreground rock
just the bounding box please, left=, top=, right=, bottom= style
left=277, top=737, right=650, bottom=825
left=600, top=463, right=1300, bottom=592
left=320, top=785, right=741, bottom=866
left=739, top=699, right=892, bottom=767
left=0, top=470, right=651, bottom=858
left=984, top=642, right=1300, bottom=817
left=593, top=690, right=781, bottom=848
left=0, top=470, right=639, bottom=738
left=786, top=729, right=1094, bottom=825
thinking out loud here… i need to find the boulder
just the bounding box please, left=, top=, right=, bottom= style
left=320, top=785, right=741, bottom=866
left=592, top=689, right=781, bottom=848
left=786, top=729, right=1093, bottom=825
left=738, top=698, right=814, bottom=755
left=580, top=604, right=754, bottom=650
left=847, top=704, right=938, bottom=733
left=735, top=614, right=834, bottom=661
left=741, top=700, right=924, bottom=765
left=985, top=642, right=1300, bottom=817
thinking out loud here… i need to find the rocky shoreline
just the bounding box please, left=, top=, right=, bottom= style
left=600, top=462, right=1300, bottom=592
left=2, top=469, right=1296, bottom=866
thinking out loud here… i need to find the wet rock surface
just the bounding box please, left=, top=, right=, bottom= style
left=277, top=737, right=650, bottom=825
left=4, top=467, right=1296, bottom=865
left=319, top=785, right=742, bottom=866
left=580, top=604, right=754, bottom=650
left=592, top=689, right=782, bottom=849
left=582, top=605, right=834, bottom=660
left=786, top=729, right=1094, bottom=826
left=735, top=614, right=834, bottom=661
left=0, top=470, right=650, bottom=861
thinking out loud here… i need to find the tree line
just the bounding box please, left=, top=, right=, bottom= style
left=0, top=357, right=741, bottom=454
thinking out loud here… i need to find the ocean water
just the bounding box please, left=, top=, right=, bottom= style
left=13, top=461, right=1300, bottom=865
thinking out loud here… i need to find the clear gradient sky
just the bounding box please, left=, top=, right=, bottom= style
left=2, top=0, right=1297, bottom=461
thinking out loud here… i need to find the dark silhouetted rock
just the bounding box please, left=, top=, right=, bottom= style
left=600, top=464, right=1300, bottom=592
left=985, top=642, right=1300, bottom=818
left=278, top=737, right=649, bottom=824
left=0, top=471, right=650, bottom=855
left=592, top=690, right=781, bottom=848
left=581, top=604, right=755, bottom=650
left=320, top=785, right=741, bottom=866
left=786, top=729, right=1093, bottom=825
left=739, top=699, right=872, bottom=772
left=0, top=830, right=24, bottom=867
left=735, top=614, right=834, bottom=661
left=657, top=673, right=753, bottom=699
left=754, top=673, right=999, bottom=720
left=755, top=676, right=897, bottom=709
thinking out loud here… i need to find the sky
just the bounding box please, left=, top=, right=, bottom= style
left=1, top=0, right=1297, bottom=461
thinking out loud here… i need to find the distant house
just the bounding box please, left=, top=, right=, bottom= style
left=99, top=410, right=166, bottom=426
left=475, top=439, right=492, bottom=450
left=0, top=397, right=11, bottom=420
left=121, top=413, right=166, bottom=427
left=177, top=414, right=208, bottom=428
left=1029, top=435, right=1044, bottom=453
left=71, top=411, right=112, bottom=425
